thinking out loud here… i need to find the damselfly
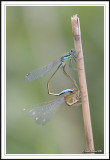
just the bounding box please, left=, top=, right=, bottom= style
left=25, top=49, right=78, bottom=83
left=23, top=88, right=81, bottom=125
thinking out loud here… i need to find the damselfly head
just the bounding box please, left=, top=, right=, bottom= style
left=70, top=49, right=76, bottom=55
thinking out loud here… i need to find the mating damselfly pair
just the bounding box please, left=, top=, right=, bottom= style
left=23, top=49, right=81, bottom=125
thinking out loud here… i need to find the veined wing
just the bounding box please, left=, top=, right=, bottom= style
left=73, top=102, right=82, bottom=107
left=25, top=58, right=61, bottom=82
left=23, top=97, right=64, bottom=125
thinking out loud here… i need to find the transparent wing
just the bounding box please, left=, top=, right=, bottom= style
left=23, top=97, right=64, bottom=125
left=72, top=102, right=82, bottom=107
left=25, top=58, right=61, bottom=82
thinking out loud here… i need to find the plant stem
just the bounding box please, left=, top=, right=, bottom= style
left=71, top=15, right=94, bottom=152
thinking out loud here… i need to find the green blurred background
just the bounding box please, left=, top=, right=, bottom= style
left=6, top=6, right=104, bottom=154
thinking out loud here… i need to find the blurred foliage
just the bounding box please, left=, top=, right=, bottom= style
left=6, top=6, right=104, bottom=154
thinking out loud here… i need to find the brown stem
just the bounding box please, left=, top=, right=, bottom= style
left=71, top=14, right=94, bottom=152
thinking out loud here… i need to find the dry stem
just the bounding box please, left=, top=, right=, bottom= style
left=71, top=15, right=94, bottom=152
